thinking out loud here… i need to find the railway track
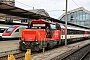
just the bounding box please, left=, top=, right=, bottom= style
left=0, top=49, right=42, bottom=60
left=60, top=44, right=90, bottom=60
left=0, top=51, right=26, bottom=60
left=0, top=40, right=90, bottom=60
left=80, top=48, right=90, bottom=60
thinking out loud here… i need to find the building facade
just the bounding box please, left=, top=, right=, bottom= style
left=0, top=0, right=15, bottom=6
left=58, top=7, right=90, bottom=27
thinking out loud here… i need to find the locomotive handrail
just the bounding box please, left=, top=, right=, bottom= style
left=36, top=30, right=46, bottom=47
left=36, top=30, right=42, bottom=45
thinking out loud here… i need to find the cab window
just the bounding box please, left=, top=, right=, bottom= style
left=50, top=24, right=56, bottom=30
left=15, top=29, right=19, bottom=32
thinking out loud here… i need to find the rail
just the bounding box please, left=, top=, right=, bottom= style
left=0, top=49, right=31, bottom=60
left=80, top=48, right=90, bottom=60
left=61, top=44, right=90, bottom=60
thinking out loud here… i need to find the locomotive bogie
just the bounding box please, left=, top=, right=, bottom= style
left=19, top=40, right=47, bottom=51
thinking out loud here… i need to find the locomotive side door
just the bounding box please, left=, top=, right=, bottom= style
left=49, top=23, right=61, bottom=39
left=46, top=24, right=58, bottom=38
left=46, top=24, right=51, bottom=38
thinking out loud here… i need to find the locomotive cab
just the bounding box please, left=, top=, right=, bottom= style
left=30, top=20, right=61, bottom=38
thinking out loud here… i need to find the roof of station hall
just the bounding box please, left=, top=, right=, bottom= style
left=29, top=9, right=50, bottom=17
left=58, top=7, right=90, bottom=20
left=0, top=2, right=51, bottom=19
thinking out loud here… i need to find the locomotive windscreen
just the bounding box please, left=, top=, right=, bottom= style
left=33, top=24, right=45, bottom=26
left=50, top=24, right=57, bottom=29
left=31, top=24, right=46, bottom=29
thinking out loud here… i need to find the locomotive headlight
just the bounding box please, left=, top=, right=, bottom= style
left=36, top=42, right=39, bottom=44
left=35, top=40, right=38, bottom=41
left=35, top=40, right=39, bottom=44
left=23, top=41, right=25, bottom=44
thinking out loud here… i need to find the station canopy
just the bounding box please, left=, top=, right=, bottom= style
left=0, top=2, right=56, bottom=20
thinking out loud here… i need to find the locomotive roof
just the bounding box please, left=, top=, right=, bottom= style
left=31, top=19, right=56, bottom=24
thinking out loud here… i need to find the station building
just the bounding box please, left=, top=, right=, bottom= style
left=58, top=7, right=90, bottom=27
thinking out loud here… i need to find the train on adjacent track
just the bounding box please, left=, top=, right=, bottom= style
left=2, top=25, right=27, bottom=39
left=19, top=19, right=90, bottom=51
left=0, top=26, right=8, bottom=39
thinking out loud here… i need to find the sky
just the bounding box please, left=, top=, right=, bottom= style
left=15, top=0, right=90, bottom=19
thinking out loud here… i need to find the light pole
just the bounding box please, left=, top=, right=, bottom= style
left=65, top=0, right=68, bottom=46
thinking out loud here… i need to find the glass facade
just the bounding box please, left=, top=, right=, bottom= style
left=60, top=10, right=90, bottom=27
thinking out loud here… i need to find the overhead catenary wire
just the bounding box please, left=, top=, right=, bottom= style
left=49, top=0, right=66, bottom=11
left=87, top=0, right=90, bottom=9
left=47, top=10, right=65, bottom=12
left=15, top=1, right=34, bottom=8
left=50, top=0, right=61, bottom=7
left=71, top=0, right=80, bottom=8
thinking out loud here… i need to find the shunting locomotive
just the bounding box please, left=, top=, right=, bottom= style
left=19, top=19, right=90, bottom=51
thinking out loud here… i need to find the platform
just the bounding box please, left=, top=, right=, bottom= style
left=32, top=40, right=90, bottom=60
left=0, top=40, right=19, bottom=56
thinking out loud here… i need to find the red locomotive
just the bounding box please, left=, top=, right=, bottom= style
left=19, top=19, right=90, bottom=51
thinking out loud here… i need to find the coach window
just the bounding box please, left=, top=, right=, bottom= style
left=72, top=30, right=75, bottom=34
left=77, top=30, right=80, bottom=34
left=71, top=30, right=73, bottom=34
left=69, top=29, right=72, bottom=34
left=67, top=29, right=69, bottom=34
left=73, top=30, right=75, bottom=34
left=62, top=29, right=64, bottom=35
left=0, top=28, right=5, bottom=33
left=15, top=29, right=19, bottom=32
left=76, top=30, right=78, bottom=34
left=67, top=29, right=71, bottom=35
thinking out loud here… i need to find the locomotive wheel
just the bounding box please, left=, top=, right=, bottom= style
left=34, top=45, right=40, bottom=51
left=19, top=46, right=23, bottom=51
left=19, top=45, right=24, bottom=51
left=47, top=43, right=51, bottom=49
left=19, top=41, right=26, bottom=51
